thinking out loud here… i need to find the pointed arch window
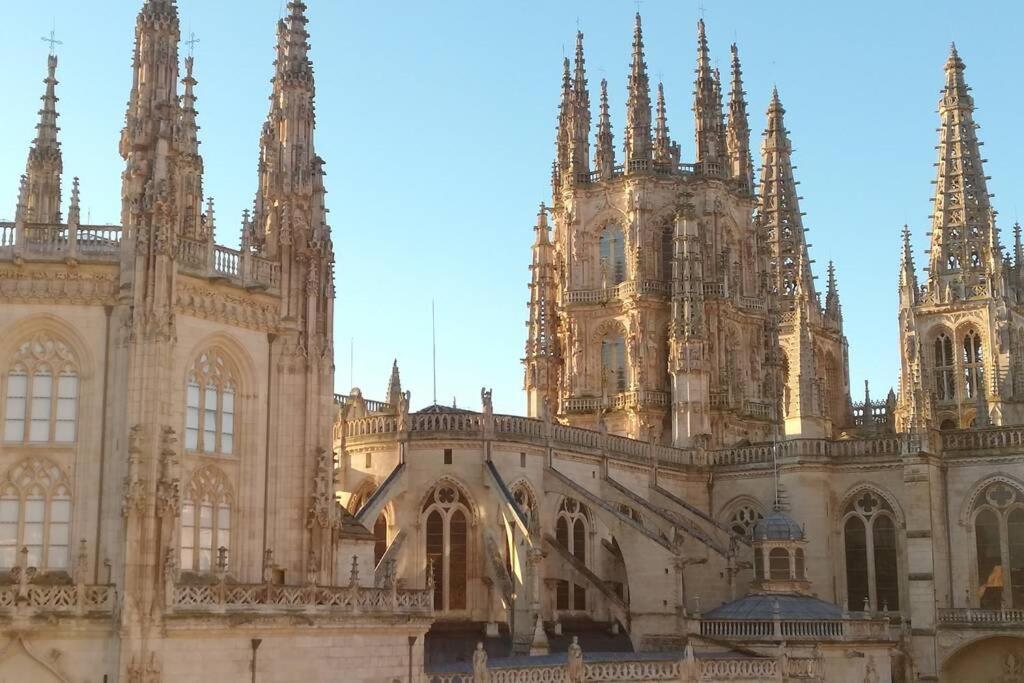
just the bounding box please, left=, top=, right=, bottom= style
left=934, top=333, right=955, bottom=401
left=185, top=350, right=237, bottom=455
left=972, top=481, right=1024, bottom=609
left=556, top=497, right=590, bottom=563
left=963, top=330, right=984, bottom=400
left=180, top=466, right=233, bottom=573
left=842, top=491, right=900, bottom=612
left=0, top=457, right=72, bottom=571
left=422, top=483, right=471, bottom=612
left=601, top=333, right=626, bottom=393
left=4, top=334, right=78, bottom=444
left=599, top=225, right=626, bottom=286
left=660, top=227, right=674, bottom=282
left=373, top=513, right=388, bottom=567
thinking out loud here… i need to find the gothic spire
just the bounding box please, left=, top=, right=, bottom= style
left=624, top=13, right=652, bottom=169
left=68, top=177, right=81, bottom=227
left=554, top=57, right=572, bottom=189
left=899, top=224, right=919, bottom=308
left=24, top=53, right=63, bottom=223
left=654, top=82, right=672, bottom=163
left=177, top=54, right=205, bottom=239
left=693, top=19, right=724, bottom=174
left=525, top=203, right=558, bottom=417
left=567, top=32, right=591, bottom=182
left=386, top=359, right=403, bottom=407
left=925, top=44, right=1001, bottom=295
left=824, top=260, right=842, bottom=328
left=254, top=0, right=322, bottom=258
left=726, top=43, right=753, bottom=194
left=757, top=88, right=817, bottom=307
left=1014, top=222, right=1023, bottom=270
left=594, top=78, right=616, bottom=180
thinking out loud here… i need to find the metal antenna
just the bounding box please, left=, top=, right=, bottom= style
left=41, top=21, right=62, bottom=56
left=349, top=337, right=354, bottom=390
left=431, top=300, right=438, bottom=405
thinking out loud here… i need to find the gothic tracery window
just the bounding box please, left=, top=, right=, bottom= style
left=842, top=490, right=900, bottom=612
left=963, top=330, right=984, bottom=400
left=185, top=350, right=237, bottom=455
left=972, top=480, right=1024, bottom=609
left=180, top=465, right=233, bottom=573
left=934, top=333, right=955, bottom=402
left=555, top=497, right=590, bottom=563
left=0, top=457, right=72, bottom=571
left=423, top=483, right=470, bottom=612
left=729, top=505, right=765, bottom=538
left=599, top=225, right=626, bottom=286
left=4, top=334, right=78, bottom=444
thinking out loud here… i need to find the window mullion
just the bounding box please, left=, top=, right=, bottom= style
left=999, top=512, right=1012, bottom=609
left=23, top=373, right=33, bottom=446
left=866, top=516, right=878, bottom=611
left=216, top=386, right=222, bottom=454
left=443, top=511, right=450, bottom=611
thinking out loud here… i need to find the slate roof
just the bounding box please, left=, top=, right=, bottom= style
left=753, top=510, right=805, bottom=541
left=705, top=593, right=842, bottom=620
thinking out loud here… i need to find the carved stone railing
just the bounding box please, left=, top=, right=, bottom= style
left=564, top=279, right=669, bottom=305
left=563, top=390, right=670, bottom=414
left=739, top=295, right=767, bottom=312
left=938, top=608, right=1024, bottom=626
left=711, top=436, right=902, bottom=466
left=699, top=616, right=891, bottom=641
left=334, top=394, right=391, bottom=414
left=427, top=657, right=684, bottom=683
left=941, top=426, right=1024, bottom=454
left=699, top=658, right=777, bottom=680
left=0, top=583, right=116, bottom=616
left=0, top=221, right=123, bottom=261
left=169, top=581, right=432, bottom=615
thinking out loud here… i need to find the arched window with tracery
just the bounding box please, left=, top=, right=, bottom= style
left=373, top=514, right=388, bottom=567
left=971, top=480, right=1024, bottom=609
left=555, top=497, right=590, bottom=564
left=185, top=350, right=237, bottom=455
left=423, top=483, right=471, bottom=612
left=0, top=457, right=71, bottom=570
left=934, top=333, right=955, bottom=402
left=842, top=490, right=900, bottom=612
left=180, top=466, right=233, bottom=573
left=4, top=333, right=78, bottom=444
left=660, top=226, right=674, bottom=281
left=728, top=504, right=765, bottom=539
left=963, top=330, right=984, bottom=400
left=599, top=225, right=626, bottom=286
left=601, top=333, right=626, bottom=393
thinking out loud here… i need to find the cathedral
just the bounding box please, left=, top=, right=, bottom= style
left=0, top=2, right=1022, bottom=683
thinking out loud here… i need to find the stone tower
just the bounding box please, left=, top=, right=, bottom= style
left=756, top=89, right=852, bottom=438
left=896, top=45, right=1024, bottom=430
left=525, top=18, right=809, bottom=447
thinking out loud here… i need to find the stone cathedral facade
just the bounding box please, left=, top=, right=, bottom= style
left=2, top=4, right=1024, bottom=683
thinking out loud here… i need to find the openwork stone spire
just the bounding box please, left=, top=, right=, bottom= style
left=925, top=44, right=1002, bottom=296
left=726, top=44, right=753, bottom=194
left=653, top=82, right=679, bottom=165
left=24, top=53, right=63, bottom=223
left=757, top=88, right=816, bottom=307
left=899, top=225, right=919, bottom=307
left=177, top=55, right=205, bottom=239
left=623, top=13, right=652, bottom=169
left=524, top=203, right=558, bottom=417
left=824, top=260, right=842, bottom=328
left=553, top=57, right=572, bottom=189
left=594, top=78, right=615, bottom=180
left=567, top=32, right=591, bottom=182
left=693, top=19, right=725, bottom=174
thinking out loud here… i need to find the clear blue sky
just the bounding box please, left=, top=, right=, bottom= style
left=2, top=1, right=1023, bottom=415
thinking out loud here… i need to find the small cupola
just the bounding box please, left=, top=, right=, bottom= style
left=750, top=508, right=810, bottom=595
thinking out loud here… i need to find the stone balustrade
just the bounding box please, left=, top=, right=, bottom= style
left=712, top=436, right=903, bottom=466
left=699, top=615, right=891, bottom=641
left=564, top=279, right=668, bottom=305
left=941, top=426, right=1024, bottom=453
left=0, top=583, right=116, bottom=616
left=1, top=221, right=280, bottom=291
left=937, top=607, right=1024, bottom=626
left=169, top=580, right=432, bottom=615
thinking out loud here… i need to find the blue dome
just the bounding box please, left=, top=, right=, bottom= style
left=753, top=511, right=805, bottom=541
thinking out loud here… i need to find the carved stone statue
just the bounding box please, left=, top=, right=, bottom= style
left=481, top=387, right=493, bottom=421
left=397, top=390, right=410, bottom=432
left=863, top=657, right=879, bottom=683
left=567, top=636, right=584, bottom=683
left=472, top=642, right=489, bottom=683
